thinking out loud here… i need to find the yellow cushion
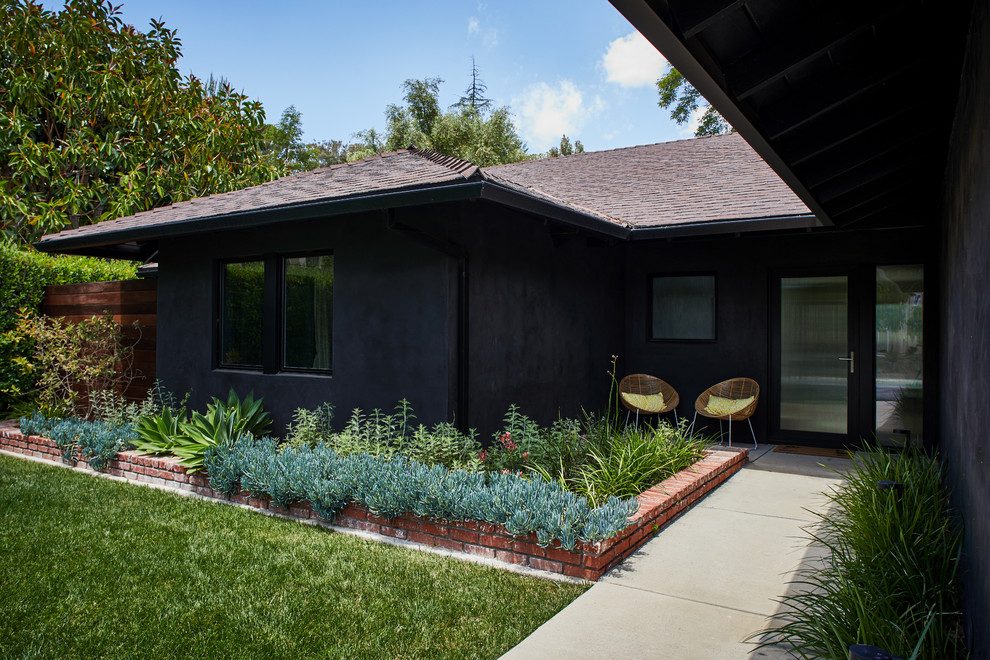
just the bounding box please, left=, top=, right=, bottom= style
left=705, top=395, right=755, bottom=416
left=621, top=392, right=665, bottom=413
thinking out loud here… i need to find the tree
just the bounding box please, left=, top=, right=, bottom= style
left=354, top=74, right=528, bottom=167
left=0, top=0, right=284, bottom=245
left=262, top=106, right=349, bottom=173
left=546, top=135, right=584, bottom=158
left=457, top=56, right=492, bottom=112
left=656, top=67, right=733, bottom=137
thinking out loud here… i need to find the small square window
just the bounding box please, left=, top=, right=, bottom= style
left=283, top=254, right=333, bottom=371
left=650, top=274, right=716, bottom=341
left=220, top=260, right=265, bottom=368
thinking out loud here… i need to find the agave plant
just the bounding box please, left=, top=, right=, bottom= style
left=172, top=390, right=272, bottom=472
left=132, top=406, right=186, bottom=454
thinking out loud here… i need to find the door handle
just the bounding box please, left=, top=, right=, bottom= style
left=838, top=351, right=855, bottom=374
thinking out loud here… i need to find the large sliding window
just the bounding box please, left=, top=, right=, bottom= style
left=218, top=252, right=334, bottom=374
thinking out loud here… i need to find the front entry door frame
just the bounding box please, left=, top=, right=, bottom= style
left=768, top=266, right=874, bottom=448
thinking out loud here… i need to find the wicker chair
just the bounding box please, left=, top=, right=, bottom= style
left=692, top=378, right=760, bottom=447
left=618, top=374, right=680, bottom=427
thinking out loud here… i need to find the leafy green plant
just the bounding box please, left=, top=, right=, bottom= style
left=90, top=381, right=190, bottom=427
left=7, top=311, right=138, bottom=420
left=131, top=390, right=271, bottom=472
left=284, top=402, right=335, bottom=449
left=204, top=434, right=639, bottom=550
left=329, top=399, right=481, bottom=469
left=568, top=420, right=708, bottom=506
left=19, top=412, right=135, bottom=468
left=0, top=241, right=135, bottom=415
left=755, top=445, right=964, bottom=659
left=132, top=406, right=186, bottom=455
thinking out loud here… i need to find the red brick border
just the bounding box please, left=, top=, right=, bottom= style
left=0, top=421, right=747, bottom=581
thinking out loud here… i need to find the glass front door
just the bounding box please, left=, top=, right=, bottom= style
left=875, top=265, right=924, bottom=448
left=778, top=275, right=852, bottom=436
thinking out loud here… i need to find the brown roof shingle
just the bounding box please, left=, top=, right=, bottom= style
left=482, top=133, right=809, bottom=228
left=37, top=148, right=480, bottom=247
left=36, top=134, right=811, bottom=250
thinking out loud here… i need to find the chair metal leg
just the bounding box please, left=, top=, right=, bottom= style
left=634, top=410, right=639, bottom=428
left=625, top=410, right=631, bottom=429
left=748, top=418, right=757, bottom=449
left=718, top=419, right=724, bottom=444
left=690, top=411, right=697, bottom=438
left=728, top=414, right=732, bottom=447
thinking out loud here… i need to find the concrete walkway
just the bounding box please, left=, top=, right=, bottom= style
left=502, top=445, right=852, bottom=659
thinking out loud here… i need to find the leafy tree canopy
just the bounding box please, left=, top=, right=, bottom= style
left=0, top=0, right=284, bottom=245
left=545, top=134, right=584, bottom=158
left=262, top=105, right=349, bottom=173
left=656, top=67, right=733, bottom=137
left=354, top=70, right=530, bottom=167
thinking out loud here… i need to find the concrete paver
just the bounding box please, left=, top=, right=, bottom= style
left=502, top=447, right=849, bottom=660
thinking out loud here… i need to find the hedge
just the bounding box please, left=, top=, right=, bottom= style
left=0, top=242, right=137, bottom=413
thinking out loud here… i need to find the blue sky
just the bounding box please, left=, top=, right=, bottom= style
left=44, top=1, right=690, bottom=152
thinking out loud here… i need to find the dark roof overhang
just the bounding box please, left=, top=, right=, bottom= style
left=609, top=0, right=975, bottom=230
left=37, top=177, right=816, bottom=259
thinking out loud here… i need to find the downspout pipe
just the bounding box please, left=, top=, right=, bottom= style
left=385, top=209, right=470, bottom=431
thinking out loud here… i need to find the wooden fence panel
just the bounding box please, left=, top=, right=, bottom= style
left=40, top=278, right=157, bottom=401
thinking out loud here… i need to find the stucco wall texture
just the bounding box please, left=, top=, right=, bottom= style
left=940, top=0, right=990, bottom=652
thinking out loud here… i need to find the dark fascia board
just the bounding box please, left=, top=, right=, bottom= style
left=478, top=181, right=632, bottom=240
left=34, top=176, right=823, bottom=259
left=34, top=181, right=488, bottom=255
left=607, top=0, right=835, bottom=227
left=629, top=213, right=821, bottom=239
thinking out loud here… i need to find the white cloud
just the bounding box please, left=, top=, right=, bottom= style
left=515, top=81, right=605, bottom=150
left=680, top=106, right=707, bottom=137
left=467, top=16, right=497, bottom=48
left=602, top=31, right=667, bottom=87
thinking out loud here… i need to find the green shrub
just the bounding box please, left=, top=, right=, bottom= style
left=284, top=402, right=335, bottom=448
left=90, top=381, right=189, bottom=427
left=0, top=242, right=136, bottom=415
left=19, top=412, right=135, bottom=468
left=132, top=390, right=272, bottom=472
left=756, top=445, right=964, bottom=659
left=8, top=312, right=138, bottom=419
left=569, top=420, right=708, bottom=506
left=330, top=399, right=481, bottom=470
left=204, top=434, right=640, bottom=550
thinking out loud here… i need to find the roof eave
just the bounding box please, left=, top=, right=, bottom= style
left=479, top=181, right=632, bottom=240
left=34, top=181, right=488, bottom=258
left=607, top=0, right=836, bottom=227
left=628, top=213, right=822, bottom=240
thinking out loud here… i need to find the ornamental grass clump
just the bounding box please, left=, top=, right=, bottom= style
left=756, top=445, right=965, bottom=659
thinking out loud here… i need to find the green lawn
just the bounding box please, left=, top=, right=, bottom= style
left=0, top=455, right=587, bottom=659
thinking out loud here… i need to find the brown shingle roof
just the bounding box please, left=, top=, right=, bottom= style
left=483, top=133, right=809, bottom=228
left=36, top=134, right=812, bottom=251
left=36, top=148, right=481, bottom=247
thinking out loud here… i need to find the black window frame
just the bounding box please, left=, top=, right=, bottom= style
left=217, top=258, right=267, bottom=371
left=647, top=271, right=718, bottom=343
left=215, top=250, right=334, bottom=375
left=280, top=250, right=334, bottom=375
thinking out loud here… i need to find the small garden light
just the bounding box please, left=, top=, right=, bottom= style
left=848, top=643, right=903, bottom=660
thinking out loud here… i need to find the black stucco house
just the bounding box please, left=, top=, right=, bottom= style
left=37, top=133, right=930, bottom=454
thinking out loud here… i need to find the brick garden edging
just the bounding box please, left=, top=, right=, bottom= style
left=0, top=422, right=748, bottom=581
